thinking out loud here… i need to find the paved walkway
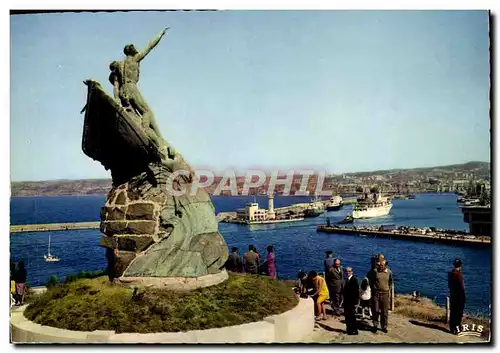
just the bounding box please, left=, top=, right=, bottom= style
left=303, top=306, right=489, bottom=344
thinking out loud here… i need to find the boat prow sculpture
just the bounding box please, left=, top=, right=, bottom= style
left=81, top=27, right=228, bottom=290
left=82, top=80, right=163, bottom=184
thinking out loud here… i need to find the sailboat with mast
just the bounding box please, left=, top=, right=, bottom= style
left=44, top=233, right=60, bottom=262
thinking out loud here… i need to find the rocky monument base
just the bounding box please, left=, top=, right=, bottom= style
left=98, top=163, right=227, bottom=286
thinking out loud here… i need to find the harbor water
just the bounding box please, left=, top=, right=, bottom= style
left=10, top=193, right=491, bottom=316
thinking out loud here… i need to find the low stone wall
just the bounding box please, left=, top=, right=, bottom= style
left=11, top=297, right=313, bottom=344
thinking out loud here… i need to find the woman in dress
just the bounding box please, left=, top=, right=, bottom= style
left=266, top=245, right=277, bottom=279
left=309, top=270, right=329, bottom=320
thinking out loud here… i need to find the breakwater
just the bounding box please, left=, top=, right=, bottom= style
left=317, top=225, right=491, bottom=246
left=10, top=222, right=100, bottom=234
left=222, top=217, right=305, bottom=225
left=216, top=196, right=357, bottom=222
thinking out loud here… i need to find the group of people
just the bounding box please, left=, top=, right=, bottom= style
left=296, top=252, right=393, bottom=335
left=10, top=259, right=27, bottom=307
left=296, top=252, right=468, bottom=336
left=224, top=245, right=277, bottom=278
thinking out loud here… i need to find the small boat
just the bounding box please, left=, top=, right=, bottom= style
left=326, top=195, right=344, bottom=211
left=303, top=196, right=324, bottom=218
left=408, top=195, right=416, bottom=199
left=436, top=207, right=442, bottom=210
left=44, top=233, right=60, bottom=262
left=304, top=206, right=324, bottom=218
left=464, top=199, right=480, bottom=206
left=337, top=216, right=354, bottom=224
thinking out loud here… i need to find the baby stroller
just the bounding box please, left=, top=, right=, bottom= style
left=358, top=277, right=372, bottom=319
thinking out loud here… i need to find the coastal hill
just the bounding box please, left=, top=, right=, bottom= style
left=344, top=161, right=490, bottom=177
left=11, top=179, right=112, bottom=197
left=10, top=161, right=490, bottom=197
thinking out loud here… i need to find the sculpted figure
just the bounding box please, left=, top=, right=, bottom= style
left=108, top=61, right=121, bottom=102
left=83, top=27, right=228, bottom=287
left=107, top=28, right=194, bottom=182
left=118, top=27, right=169, bottom=140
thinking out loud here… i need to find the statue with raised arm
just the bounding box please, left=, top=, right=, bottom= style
left=82, top=27, right=228, bottom=290
left=108, top=28, right=195, bottom=180
left=119, top=27, right=169, bottom=140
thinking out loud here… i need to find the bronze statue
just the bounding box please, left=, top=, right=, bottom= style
left=81, top=27, right=228, bottom=289
left=107, top=28, right=195, bottom=180
left=119, top=27, right=168, bottom=140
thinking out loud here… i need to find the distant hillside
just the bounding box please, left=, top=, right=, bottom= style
left=345, top=161, right=490, bottom=177
left=10, top=161, right=490, bottom=197
left=11, top=179, right=112, bottom=197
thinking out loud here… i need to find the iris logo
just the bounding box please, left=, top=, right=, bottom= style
left=456, top=323, right=484, bottom=337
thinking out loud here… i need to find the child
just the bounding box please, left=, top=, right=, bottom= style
left=359, top=277, right=372, bottom=319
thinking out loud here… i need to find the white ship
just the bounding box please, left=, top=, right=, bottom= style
left=326, top=195, right=343, bottom=211
left=352, top=192, right=392, bottom=219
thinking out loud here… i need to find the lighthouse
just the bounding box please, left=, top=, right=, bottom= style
left=268, top=194, right=276, bottom=220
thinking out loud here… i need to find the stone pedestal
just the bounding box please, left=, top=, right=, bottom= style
left=99, top=164, right=228, bottom=287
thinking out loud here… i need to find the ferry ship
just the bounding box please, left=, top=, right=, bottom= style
left=352, top=192, right=392, bottom=219
left=326, top=195, right=343, bottom=211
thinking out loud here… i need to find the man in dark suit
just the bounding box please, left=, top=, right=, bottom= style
left=448, top=258, right=466, bottom=334
left=343, top=267, right=360, bottom=335
left=327, top=258, right=345, bottom=315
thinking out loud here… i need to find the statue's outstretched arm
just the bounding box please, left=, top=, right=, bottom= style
left=136, top=27, right=169, bottom=62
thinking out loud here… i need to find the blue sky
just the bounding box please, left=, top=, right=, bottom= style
left=10, top=10, right=490, bottom=181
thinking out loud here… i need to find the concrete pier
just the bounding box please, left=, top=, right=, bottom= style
left=317, top=225, right=491, bottom=246
left=10, top=222, right=100, bottom=234
left=221, top=217, right=305, bottom=225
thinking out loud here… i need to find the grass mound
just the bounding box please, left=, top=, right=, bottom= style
left=24, top=273, right=299, bottom=333
left=394, top=294, right=447, bottom=323
left=394, top=294, right=489, bottom=328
